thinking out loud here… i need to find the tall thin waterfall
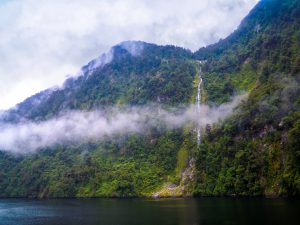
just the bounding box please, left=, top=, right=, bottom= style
left=196, top=64, right=203, bottom=145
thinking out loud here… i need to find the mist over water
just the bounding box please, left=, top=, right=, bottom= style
left=0, top=95, right=245, bottom=153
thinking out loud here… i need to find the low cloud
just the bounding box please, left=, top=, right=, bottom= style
left=0, top=95, right=245, bottom=153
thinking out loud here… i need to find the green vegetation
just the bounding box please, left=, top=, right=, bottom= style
left=0, top=44, right=196, bottom=198
left=0, top=0, right=300, bottom=198
left=0, top=132, right=185, bottom=198
left=193, top=0, right=300, bottom=196
left=194, top=75, right=300, bottom=196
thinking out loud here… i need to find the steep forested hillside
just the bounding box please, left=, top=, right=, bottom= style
left=194, top=0, right=300, bottom=196
left=3, top=42, right=193, bottom=122
left=0, top=0, right=299, bottom=198
left=0, top=42, right=198, bottom=198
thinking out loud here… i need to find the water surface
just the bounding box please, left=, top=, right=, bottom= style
left=0, top=198, right=299, bottom=225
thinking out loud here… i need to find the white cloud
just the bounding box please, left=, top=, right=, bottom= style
left=0, top=95, right=245, bottom=153
left=0, top=0, right=259, bottom=109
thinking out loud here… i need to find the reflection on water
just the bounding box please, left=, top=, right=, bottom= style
left=0, top=198, right=299, bottom=225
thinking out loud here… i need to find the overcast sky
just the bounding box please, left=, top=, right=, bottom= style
left=0, top=0, right=259, bottom=110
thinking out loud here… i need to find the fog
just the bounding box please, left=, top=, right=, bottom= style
left=0, top=95, right=245, bottom=153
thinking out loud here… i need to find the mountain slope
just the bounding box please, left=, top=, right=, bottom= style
left=0, top=42, right=198, bottom=198
left=3, top=42, right=193, bottom=122
left=193, top=0, right=300, bottom=196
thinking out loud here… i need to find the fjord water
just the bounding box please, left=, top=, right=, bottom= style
left=0, top=198, right=299, bottom=225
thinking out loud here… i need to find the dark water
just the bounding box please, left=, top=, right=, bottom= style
left=0, top=198, right=299, bottom=225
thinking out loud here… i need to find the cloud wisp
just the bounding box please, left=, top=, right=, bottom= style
left=0, top=95, right=245, bottom=153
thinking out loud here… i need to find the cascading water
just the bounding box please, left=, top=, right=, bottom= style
left=196, top=63, right=203, bottom=145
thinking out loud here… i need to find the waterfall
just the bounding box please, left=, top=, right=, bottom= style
left=196, top=63, right=203, bottom=145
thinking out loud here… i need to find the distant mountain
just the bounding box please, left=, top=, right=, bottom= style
left=2, top=41, right=193, bottom=123
left=0, top=0, right=299, bottom=198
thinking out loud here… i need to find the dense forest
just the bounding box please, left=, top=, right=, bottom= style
left=0, top=0, right=299, bottom=197
left=193, top=0, right=300, bottom=196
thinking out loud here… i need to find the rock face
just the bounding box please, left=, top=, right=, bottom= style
left=152, top=159, right=196, bottom=198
